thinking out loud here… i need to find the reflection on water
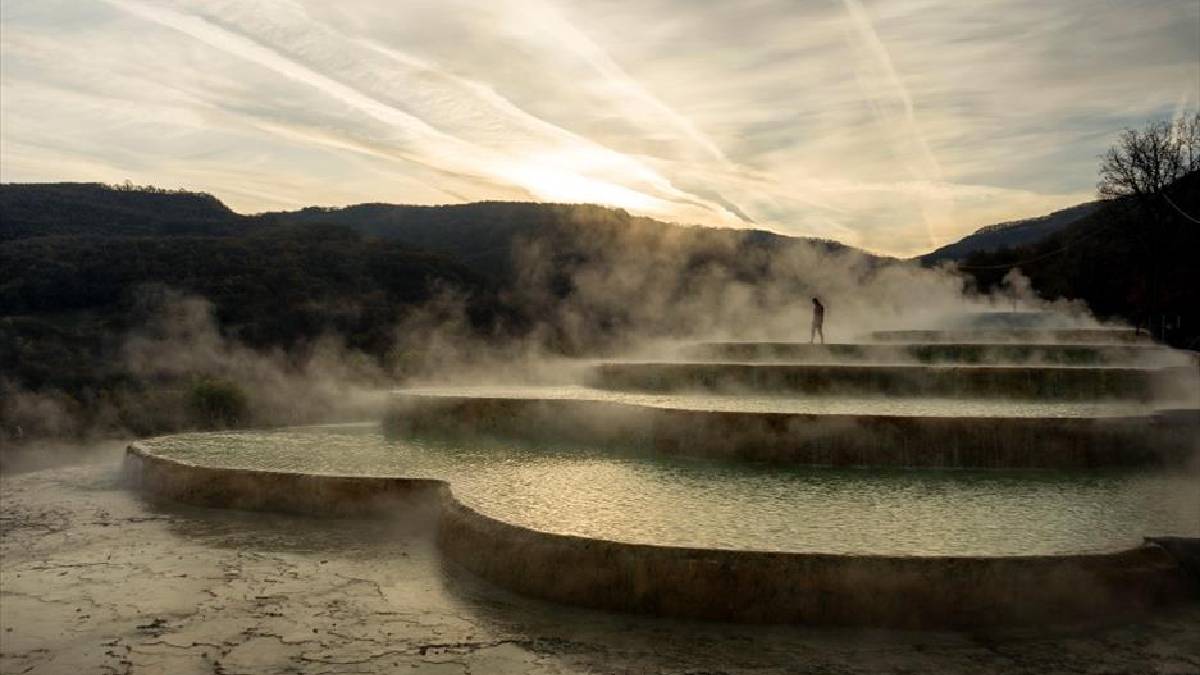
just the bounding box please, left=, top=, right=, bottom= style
left=143, top=424, right=1200, bottom=556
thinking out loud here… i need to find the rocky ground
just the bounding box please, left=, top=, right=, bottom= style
left=2, top=449, right=1199, bottom=675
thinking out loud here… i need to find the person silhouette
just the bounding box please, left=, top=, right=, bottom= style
left=810, top=297, right=825, bottom=344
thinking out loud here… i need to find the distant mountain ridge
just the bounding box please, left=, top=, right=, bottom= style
left=256, top=201, right=879, bottom=282
left=0, top=182, right=893, bottom=370
left=920, top=201, right=1101, bottom=264
left=0, top=182, right=240, bottom=240
left=0, top=183, right=887, bottom=284
left=0, top=182, right=1131, bottom=275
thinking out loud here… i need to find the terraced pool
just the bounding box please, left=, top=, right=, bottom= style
left=393, top=385, right=1175, bottom=417
left=141, top=424, right=1200, bottom=557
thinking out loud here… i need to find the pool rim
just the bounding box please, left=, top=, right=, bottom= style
left=123, top=438, right=1196, bottom=628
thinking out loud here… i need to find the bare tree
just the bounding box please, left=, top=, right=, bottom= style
left=1098, top=112, right=1200, bottom=200
left=1095, top=113, right=1199, bottom=338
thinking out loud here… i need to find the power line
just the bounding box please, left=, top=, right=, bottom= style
left=1162, top=191, right=1200, bottom=224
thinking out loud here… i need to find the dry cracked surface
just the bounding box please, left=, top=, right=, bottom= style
left=2, top=450, right=1199, bottom=675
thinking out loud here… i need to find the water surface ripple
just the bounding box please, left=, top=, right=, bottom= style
left=142, top=425, right=1200, bottom=556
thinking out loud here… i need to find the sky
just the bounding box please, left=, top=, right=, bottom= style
left=1, top=0, right=1197, bottom=256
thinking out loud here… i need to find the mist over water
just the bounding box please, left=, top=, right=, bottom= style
left=5, top=210, right=1197, bottom=480
left=3, top=3, right=1198, bottom=665
left=0, top=225, right=1077, bottom=441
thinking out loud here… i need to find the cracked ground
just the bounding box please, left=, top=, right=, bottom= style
left=2, top=447, right=1199, bottom=675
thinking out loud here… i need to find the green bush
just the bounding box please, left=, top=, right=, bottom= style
left=186, top=378, right=248, bottom=429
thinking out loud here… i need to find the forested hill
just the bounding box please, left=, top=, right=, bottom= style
left=1, top=184, right=886, bottom=338
left=920, top=201, right=1101, bottom=264
left=1, top=184, right=877, bottom=285
left=0, top=182, right=241, bottom=239
left=1, top=183, right=889, bottom=431
left=258, top=201, right=873, bottom=284
left=958, top=170, right=1200, bottom=347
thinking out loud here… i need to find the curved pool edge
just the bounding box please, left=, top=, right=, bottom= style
left=123, top=441, right=445, bottom=517
left=386, top=394, right=1200, bottom=469
left=123, top=442, right=1197, bottom=629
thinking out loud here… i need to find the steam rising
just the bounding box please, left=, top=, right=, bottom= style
left=122, top=292, right=389, bottom=423
left=0, top=214, right=1184, bottom=457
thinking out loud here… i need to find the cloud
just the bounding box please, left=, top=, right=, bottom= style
left=1, top=0, right=1196, bottom=254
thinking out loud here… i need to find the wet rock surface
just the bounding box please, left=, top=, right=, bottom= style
left=3, top=459, right=1200, bottom=674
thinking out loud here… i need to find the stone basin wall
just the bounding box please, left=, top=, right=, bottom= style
left=591, top=362, right=1166, bottom=400
left=439, top=496, right=1190, bottom=629
left=384, top=396, right=1199, bottom=468
left=867, top=329, right=1151, bottom=343
left=124, top=443, right=1195, bottom=629
left=124, top=444, right=443, bottom=518
left=684, top=342, right=1180, bottom=366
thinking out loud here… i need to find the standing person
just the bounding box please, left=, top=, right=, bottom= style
left=810, top=297, right=825, bottom=344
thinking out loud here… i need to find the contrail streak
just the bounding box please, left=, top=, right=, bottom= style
left=840, top=0, right=945, bottom=249
left=102, top=0, right=754, bottom=222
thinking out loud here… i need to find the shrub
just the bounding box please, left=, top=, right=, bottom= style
left=186, top=378, right=248, bottom=429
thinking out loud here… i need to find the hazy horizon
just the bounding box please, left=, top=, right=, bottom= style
left=2, top=0, right=1197, bottom=256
